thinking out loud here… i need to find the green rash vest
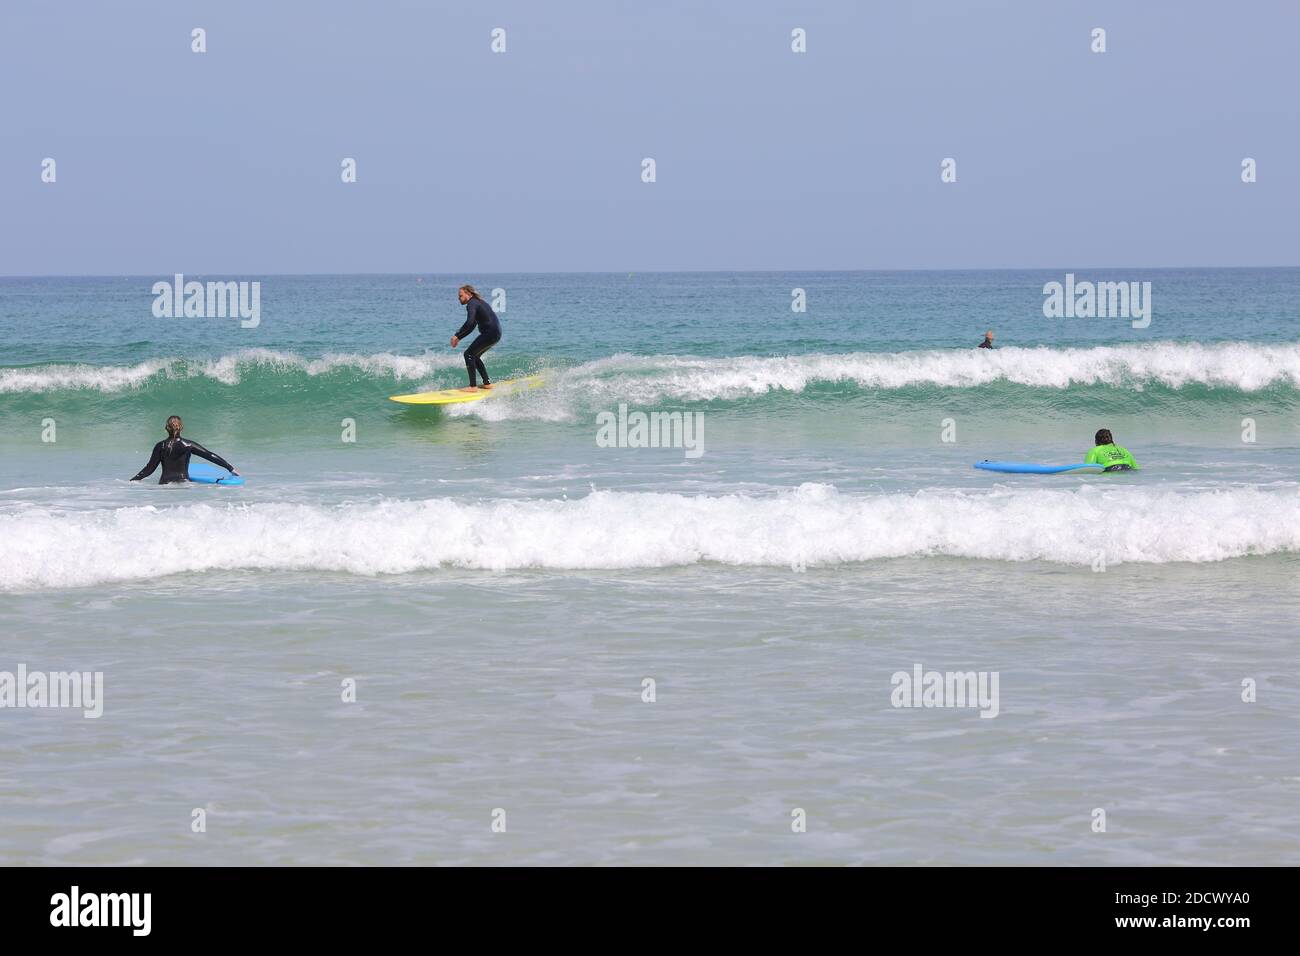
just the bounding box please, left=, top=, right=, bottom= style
left=1085, top=443, right=1139, bottom=470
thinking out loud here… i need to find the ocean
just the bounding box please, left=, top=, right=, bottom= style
left=1, top=268, right=1298, bottom=864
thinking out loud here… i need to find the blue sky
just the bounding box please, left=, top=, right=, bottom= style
left=2, top=0, right=1296, bottom=274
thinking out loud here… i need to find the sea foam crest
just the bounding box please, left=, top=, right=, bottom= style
left=0, top=349, right=462, bottom=393
left=2, top=484, right=1297, bottom=590
left=4, top=342, right=1300, bottom=396
left=569, top=341, right=1300, bottom=402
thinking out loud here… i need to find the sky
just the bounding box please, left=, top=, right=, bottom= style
left=1, top=0, right=1297, bottom=275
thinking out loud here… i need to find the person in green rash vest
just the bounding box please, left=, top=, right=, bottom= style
left=1085, top=429, right=1139, bottom=471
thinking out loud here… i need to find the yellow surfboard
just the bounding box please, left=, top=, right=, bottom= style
left=388, top=375, right=544, bottom=405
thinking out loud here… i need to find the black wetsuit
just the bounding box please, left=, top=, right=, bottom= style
left=455, top=297, right=502, bottom=387
left=978, top=338, right=994, bottom=349
left=131, top=437, right=235, bottom=484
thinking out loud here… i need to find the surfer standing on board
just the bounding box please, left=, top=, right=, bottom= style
left=131, top=415, right=238, bottom=484
left=450, top=284, right=501, bottom=391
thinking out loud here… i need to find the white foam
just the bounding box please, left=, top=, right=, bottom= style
left=194, top=349, right=462, bottom=385
left=5, top=341, right=1299, bottom=397
left=0, top=359, right=174, bottom=394
left=0, top=349, right=462, bottom=393
left=570, top=341, right=1300, bottom=401
left=3, top=484, right=1297, bottom=590
left=441, top=340, right=1300, bottom=421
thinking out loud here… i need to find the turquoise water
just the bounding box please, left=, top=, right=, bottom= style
left=2, top=269, right=1299, bottom=864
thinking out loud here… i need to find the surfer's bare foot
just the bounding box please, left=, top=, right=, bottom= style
left=460, top=386, right=479, bottom=393
left=479, top=383, right=493, bottom=390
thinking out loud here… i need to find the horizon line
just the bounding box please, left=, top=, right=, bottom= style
left=2, top=264, right=1298, bottom=280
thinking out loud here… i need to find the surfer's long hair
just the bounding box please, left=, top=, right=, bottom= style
left=165, top=415, right=183, bottom=438
left=1095, top=428, right=1113, bottom=446
left=459, top=284, right=484, bottom=301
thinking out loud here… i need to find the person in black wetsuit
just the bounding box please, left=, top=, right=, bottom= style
left=130, top=415, right=238, bottom=484
left=978, top=330, right=995, bottom=349
left=450, top=284, right=501, bottom=390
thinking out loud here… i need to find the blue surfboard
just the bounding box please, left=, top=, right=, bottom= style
left=974, top=461, right=1105, bottom=474
left=188, top=461, right=245, bottom=485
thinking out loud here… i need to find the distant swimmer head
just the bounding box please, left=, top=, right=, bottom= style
left=985, top=330, right=994, bottom=340
left=165, top=415, right=183, bottom=438
left=458, top=284, right=484, bottom=304
left=1095, top=428, right=1113, bottom=446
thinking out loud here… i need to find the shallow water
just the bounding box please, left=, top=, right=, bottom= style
left=3, top=559, right=1297, bottom=865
